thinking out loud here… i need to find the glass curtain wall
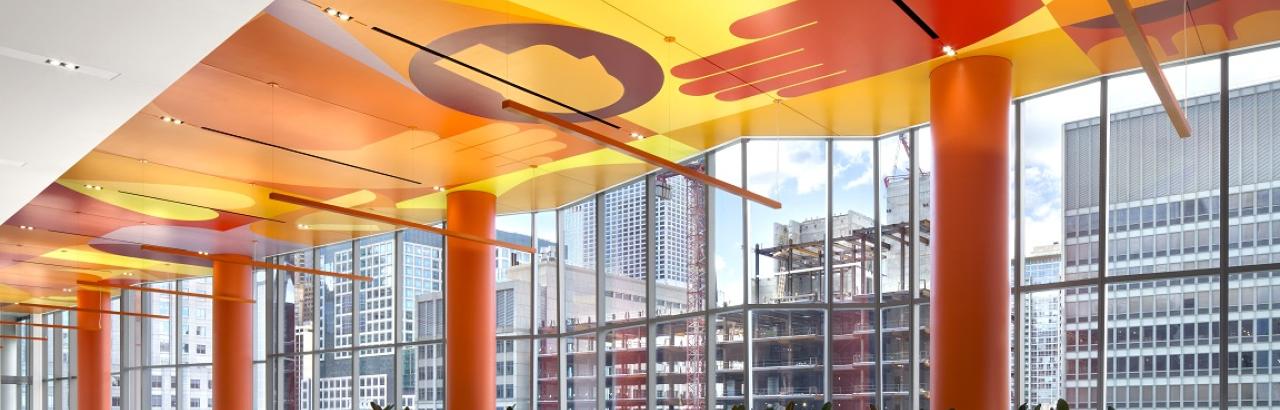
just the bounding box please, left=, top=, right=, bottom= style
left=22, top=43, right=1280, bottom=410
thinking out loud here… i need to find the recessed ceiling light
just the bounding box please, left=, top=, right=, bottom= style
left=941, top=45, right=956, bottom=57
left=62, top=288, right=73, bottom=293
left=297, top=224, right=311, bottom=230
left=44, top=58, right=79, bottom=71
left=323, top=7, right=353, bottom=21
left=18, top=225, right=34, bottom=231
left=160, top=115, right=183, bottom=125
left=83, top=184, right=103, bottom=191
left=197, top=251, right=209, bottom=256
left=630, top=131, right=645, bottom=140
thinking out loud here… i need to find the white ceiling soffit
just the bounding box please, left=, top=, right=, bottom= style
left=0, top=0, right=273, bottom=223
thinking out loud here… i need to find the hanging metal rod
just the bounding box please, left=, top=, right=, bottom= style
left=268, top=192, right=537, bottom=253
left=138, top=245, right=371, bottom=282
left=76, top=281, right=255, bottom=304
left=502, top=99, right=783, bottom=209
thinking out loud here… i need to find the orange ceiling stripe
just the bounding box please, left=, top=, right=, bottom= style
left=138, top=245, right=372, bottom=283
left=502, top=100, right=783, bottom=209
left=1105, top=0, right=1193, bottom=139
left=268, top=192, right=537, bottom=253
left=8, top=302, right=168, bottom=320
left=75, top=281, right=254, bottom=304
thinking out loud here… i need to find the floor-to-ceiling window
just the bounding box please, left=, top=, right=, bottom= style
left=20, top=41, right=1280, bottom=410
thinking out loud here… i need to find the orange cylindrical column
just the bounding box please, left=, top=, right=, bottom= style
left=77, top=288, right=111, bottom=410
left=929, top=56, right=1012, bottom=410
left=446, top=190, right=497, bottom=410
left=213, top=255, right=253, bottom=409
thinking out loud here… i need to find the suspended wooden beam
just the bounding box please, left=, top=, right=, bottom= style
left=502, top=99, right=783, bottom=209
left=1106, top=0, right=1193, bottom=138
left=0, top=335, right=45, bottom=341
left=138, top=244, right=371, bottom=282
left=7, top=302, right=168, bottom=319
left=268, top=192, right=537, bottom=253
left=0, top=320, right=90, bottom=331
left=76, top=281, right=254, bottom=304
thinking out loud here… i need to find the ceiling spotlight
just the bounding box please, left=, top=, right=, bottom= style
left=18, top=225, right=34, bottom=231
left=197, top=251, right=209, bottom=256
left=629, top=131, right=645, bottom=140
left=432, top=186, right=445, bottom=192
left=62, top=288, right=73, bottom=293
left=122, top=272, right=135, bottom=277
left=941, top=45, right=956, bottom=57
left=297, top=224, right=311, bottom=230
left=323, top=7, right=353, bottom=21
left=44, top=58, right=79, bottom=71
left=83, top=184, right=103, bottom=191
left=160, top=115, right=183, bottom=125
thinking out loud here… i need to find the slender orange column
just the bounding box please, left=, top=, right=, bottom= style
left=76, top=288, right=111, bottom=410
left=212, top=255, right=253, bottom=409
left=445, top=190, right=496, bottom=410
left=928, top=55, right=1012, bottom=410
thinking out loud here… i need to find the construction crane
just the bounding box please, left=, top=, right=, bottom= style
left=656, top=165, right=706, bottom=410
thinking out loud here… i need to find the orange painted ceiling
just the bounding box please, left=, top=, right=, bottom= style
left=3, top=0, right=1279, bottom=304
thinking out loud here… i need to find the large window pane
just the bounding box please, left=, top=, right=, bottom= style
left=831, top=309, right=876, bottom=409
left=405, top=229, right=445, bottom=345
left=1107, top=59, right=1222, bottom=276
left=410, top=344, right=444, bottom=410
left=1024, top=81, right=1102, bottom=284
left=748, top=140, right=829, bottom=304
left=146, top=284, right=174, bottom=367
left=714, top=312, right=746, bottom=409
left=881, top=306, right=911, bottom=409
left=1021, top=285, right=1100, bottom=408
left=179, top=278, right=211, bottom=365
left=357, top=348, right=395, bottom=408
left=605, top=326, right=646, bottom=410
left=565, top=334, right=598, bottom=410
left=316, top=241, right=353, bottom=410
left=275, top=251, right=314, bottom=355
left=497, top=339, right=531, bottom=410
left=655, top=319, right=707, bottom=408
left=655, top=158, right=709, bottom=316
left=1105, top=276, right=1220, bottom=409
left=712, top=143, right=746, bottom=308
left=179, top=366, right=211, bottom=410
left=832, top=140, right=877, bottom=303
left=752, top=309, right=824, bottom=409
left=535, top=211, right=560, bottom=334
left=496, top=214, right=534, bottom=335
left=1228, top=271, right=1280, bottom=408
left=537, top=338, right=560, bottom=410
left=276, top=354, right=312, bottom=410
left=562, top=200, right=598, bottom=331
left=879, top=135, right=912, bottom=302
left=603, top=180, right=648, bottom=324
left=1228, top=46, right=1280, bottom=267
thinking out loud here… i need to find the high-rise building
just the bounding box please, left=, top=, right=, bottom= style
left=1021, top=244, right=1065, bottom=405
left=1059, top=80, right=1280, bottom=408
